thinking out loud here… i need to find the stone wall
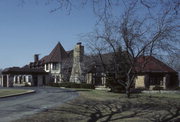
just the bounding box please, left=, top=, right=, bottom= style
left=70, top=43, right=84, bottom=83
left=135, top=75, right=145, bottom=88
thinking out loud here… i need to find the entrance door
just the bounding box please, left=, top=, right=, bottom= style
left=43, top=76, right=46, bottom=85
left=33, top=76, right=38, bottom=86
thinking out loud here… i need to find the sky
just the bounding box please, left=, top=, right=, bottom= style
left=0, top=0, right=97, bottom=68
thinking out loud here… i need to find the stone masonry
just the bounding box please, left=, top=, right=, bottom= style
left=70, top=42, right=84, bottom=83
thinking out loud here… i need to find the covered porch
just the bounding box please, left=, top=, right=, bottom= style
left=0, top=67, right=49, bottom=87
left=135, top=72, right=178, bottom=90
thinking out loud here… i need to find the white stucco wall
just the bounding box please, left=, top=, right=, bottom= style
left=50, top=63, right=61, bottom=74
left=135, top=75, right=145, bottom=88
left=45, top=63, right=61, bottom=74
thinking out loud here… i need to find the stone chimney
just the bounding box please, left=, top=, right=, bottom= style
left=70, top=42, right=84, bottom=83
left=34, top=54, right=39, bottom=62
left=74, top=42, right=84, bottom=62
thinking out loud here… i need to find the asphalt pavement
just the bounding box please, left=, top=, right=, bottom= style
left=0, top=87, right=79, bottom=122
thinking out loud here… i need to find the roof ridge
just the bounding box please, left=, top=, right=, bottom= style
left=49, top=42, right=60, bottom=62
left=136, top=56, right=176, bottom=73
left=152, top=56, right=176, bottom=72
left=48, top=42, right=68, bottom=63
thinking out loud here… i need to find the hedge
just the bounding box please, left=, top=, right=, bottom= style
left=106, top=77, right=125, bottom=93
left=48, top=82, right=95, bottom=89
left=152, top=85, right=164, bottom=90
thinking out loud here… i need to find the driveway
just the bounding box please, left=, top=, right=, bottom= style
left=0, top=87, right=79, bottom=122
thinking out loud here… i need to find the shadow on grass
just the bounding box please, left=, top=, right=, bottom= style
left=42, top=97, right=180, bottom=122
left=146, top=101, right=180, bottom=122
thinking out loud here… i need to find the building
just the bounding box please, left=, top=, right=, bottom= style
left=0, top=42, right=179, bottom=89
left=0, top=67, right=48, bottom=87
left=135, top=56, right=179, bottom=89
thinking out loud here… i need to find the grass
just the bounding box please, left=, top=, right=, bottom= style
left=14, top=88, right=180, bottom=122
left=0, top=89, right=31, bottom=97
left=142, top=92, right=180, bottom=98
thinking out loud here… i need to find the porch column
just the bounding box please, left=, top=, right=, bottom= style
left=101, top=73, right=106, bottom=86
left=163, top=74, right=170, bottom=89
left=104, top=74, right=106, bottom=86
left=26, top=75, right=29, bottom=82
left=13, top=76, right=15, bottom=84
left=60, top=74, right=62, bottom=83
left=17, top=75, right=20, bottom=84
left=1, top=75, right=3, bottom=87
left=54, top=76, right=57, bottom=83
left=7, top=75, right=9, bottom=87
left=13, top=75, right=17, bottom=84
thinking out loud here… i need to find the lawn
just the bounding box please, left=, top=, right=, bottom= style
left=0, top=89, right=31, bottom=98
left=14, top=89, right=180, bottom=122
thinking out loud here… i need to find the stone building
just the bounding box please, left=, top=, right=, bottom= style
left=0, top=42, right=178, bottom=89
left=70, top=42, right=84, bottom=83
left=37, top=42, right=71, bottom=83
left=0, top=67, right=48, bottom=87
left=135, top=56, right=178, bottom=89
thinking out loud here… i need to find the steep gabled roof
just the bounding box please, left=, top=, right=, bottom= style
left=40, top=55, right=49, bottom=63
left=135, top=56, right=176, bottom=73
left=42, top=42, right=68, bottom=63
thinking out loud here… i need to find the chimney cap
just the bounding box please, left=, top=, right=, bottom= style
left=34, top=54, right=40, bottom=62
left=77, top=42, right=82, bottom=45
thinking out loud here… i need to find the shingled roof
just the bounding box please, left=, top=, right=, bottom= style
left=135, top=56, right=176, bottom=73
left=41, top=42, right=68, bottom=63
left=2, top=67, right=48, bottom=75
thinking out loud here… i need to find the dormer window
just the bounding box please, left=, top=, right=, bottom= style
left=52, top=63, right=59, bottom=70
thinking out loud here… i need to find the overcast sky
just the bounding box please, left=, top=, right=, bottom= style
left=0, top=0, right=97, bottom=68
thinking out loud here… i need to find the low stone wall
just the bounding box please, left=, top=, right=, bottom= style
left=142, top=90, right=180, bottom=94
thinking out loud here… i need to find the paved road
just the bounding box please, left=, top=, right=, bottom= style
left=0, top=87, right=79, bottom=122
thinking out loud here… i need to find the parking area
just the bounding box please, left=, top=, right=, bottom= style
left=0, top=87, right=78, bottom=122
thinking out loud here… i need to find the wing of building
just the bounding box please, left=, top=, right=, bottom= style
left=0, top=42, right=179, bottom=89
left=135, top=56, right=178, bottom=89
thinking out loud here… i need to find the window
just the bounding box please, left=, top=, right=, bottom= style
left=149, top=76, right=163, bottom=85
left=52, top=63, right=59, bottom=70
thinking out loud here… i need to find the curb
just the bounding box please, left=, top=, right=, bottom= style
left=0, top=90, right=36, bottom=99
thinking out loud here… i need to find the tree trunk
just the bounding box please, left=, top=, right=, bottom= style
left=126, top=87, right=130, bottom=98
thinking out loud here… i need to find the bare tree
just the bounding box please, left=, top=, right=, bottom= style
left=165, top=50, right=180, bottom=72
left=18, top=0, right=180, bottom=97
left=19, top=0, right=179, bottom=21
left=85, top=1, right=180, bottom=97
